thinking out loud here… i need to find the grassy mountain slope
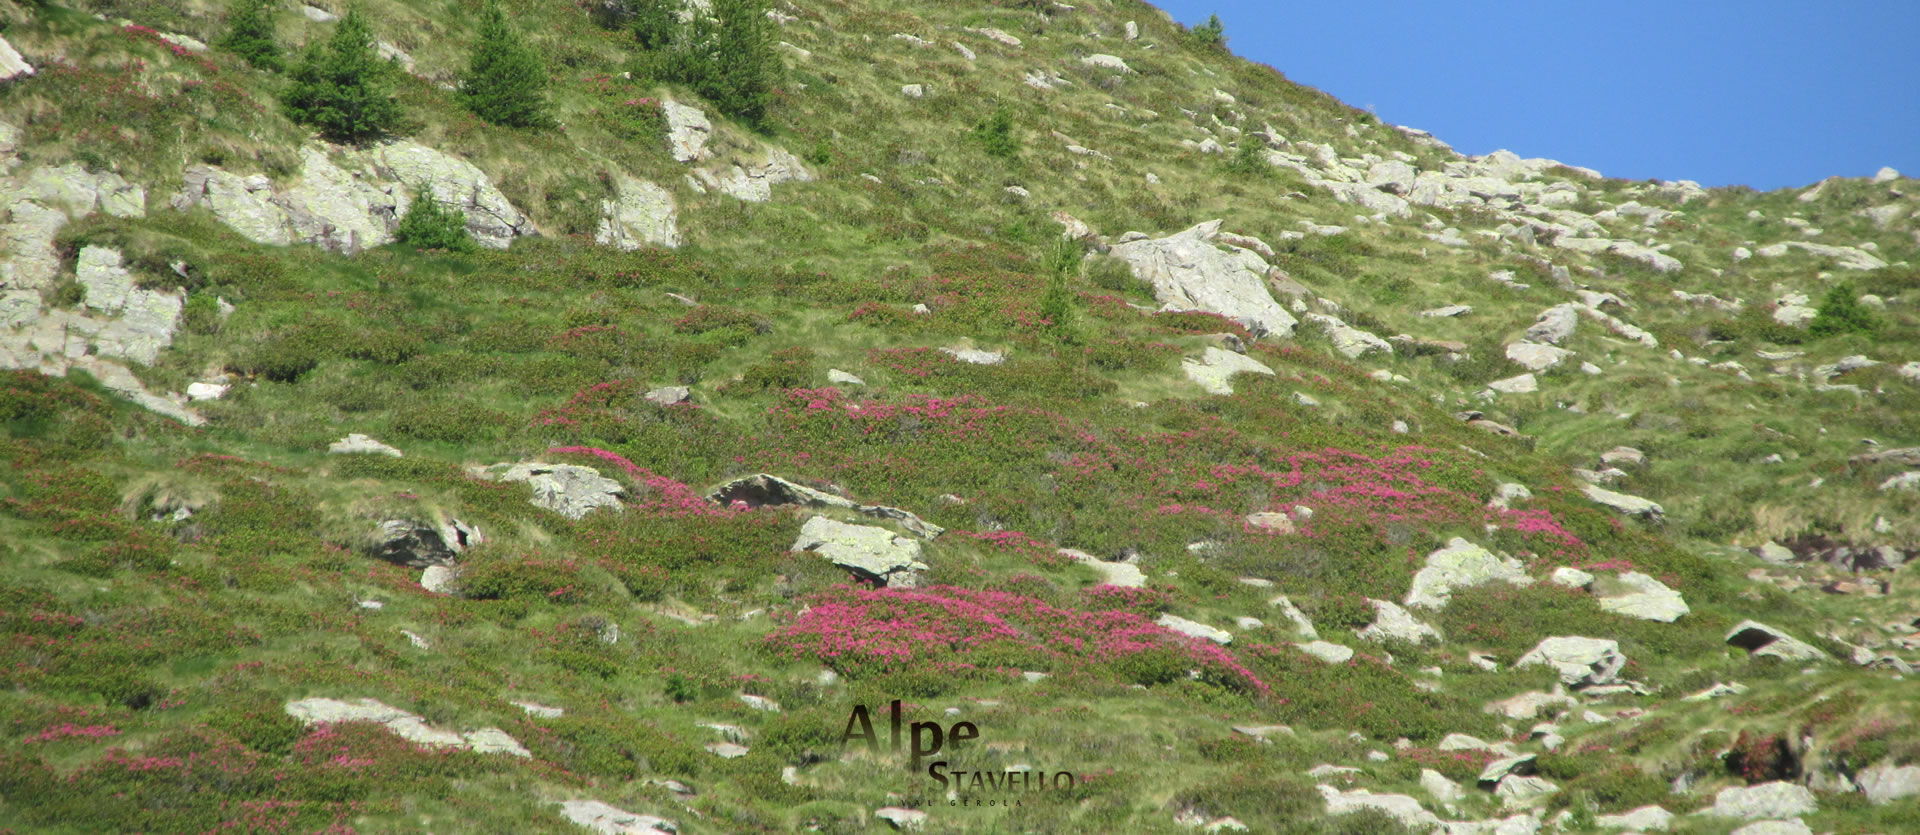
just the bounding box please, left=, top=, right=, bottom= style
left=1, top=1, right=1917, bottom=832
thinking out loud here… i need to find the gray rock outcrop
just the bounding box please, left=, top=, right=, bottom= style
left=1725, top=621, right=1828, bottom=662
left=1108, top=220, right=1298, bottom=338
left=1595, top=571, right=1689, bottom=622
left=596, top=175, right=681, bottom=250
left=1358, top=598, right=1442, bottom=644
left=557, top=799, right=678, bottom=835
left=1696, top=781, right=1817, bottom=820
left=1579, top=484, right=1663, bottom=520
left=284, top=697, right=529, bottom=757
left=708, top=473, right=942, bottom=538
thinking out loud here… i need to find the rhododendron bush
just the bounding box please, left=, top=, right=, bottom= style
left=764, top=584, right=1268, bottom=695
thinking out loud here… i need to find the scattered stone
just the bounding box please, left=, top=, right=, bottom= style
left=738, top=694, right=780, bottom=712
left=1158, top=613, right=1231, bottom=645
left=513, top=700, right=564, bottom=718
left=705, top=741, right=748, bottom=758
left=1549, top=567, right=1594, bottom=588
left=556, top=799, right=678, bottom=835
left=596, top=175, right=681, bottom=250
left=1506, top=342, right=1572, bottom=372
left=1515, top=637, right=1625, bottom=688
left=1081, top=54, right=1132, bottom=72
left=1182, top=346, right=1276, bottom=395
left=1486, top=689, right=1578, bottom=720
left=1858, top=763, right=1920, bottom=805
left=284, top=698, right=527, bottom=756
left=1268, top=595, right=1319, bottom=639
left=1696, top=781, right=1817, bottom=820
left=1358, top=598, right=1442, bottom=645
left=900, top=84, right=924, bottom=99
left=1579, top=484, right=1663, bottom=521
left=875, top=807, right=927, bottom=831
left=792, top=516, right=928, bottom=587
left=1421, top=769, right=1464, bottom=803
left=940, top=346, right=1005, bottom=365
left=708, top=473, right=942, bottom=538
left=1595, top=572, right=1689, bottom=622
left=1489, top=373, right=1539, bottom=394
left=1317, top=786, right=1440, bottom=830
left=1422, top=305, right=1473, bottom=318
left=476, top=462, right=626, bottom=520
left=1060, top=548, right=1146, bottom=588
left=827, top=369, right=865, bottom=386
left=329, top=433, right=403, bottom=457
left=1405, top=538, right=1532, bottom=609
left=1728, top=821, right=1812, bottom=835
left=1295, top=641, right=1355, bottom=664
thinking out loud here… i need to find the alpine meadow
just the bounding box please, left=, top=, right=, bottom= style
left=1, top=1, right=1919, bottom=833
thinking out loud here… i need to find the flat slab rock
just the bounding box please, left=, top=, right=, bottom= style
left=472, top=461, right=626, bottom=520
left=709, top=473, right=942, bottom=538
left=1157, top=613, right=1231, bottom=644
left=1594, top=571, right=1689, bottom=622
left=1108, top=219, right=1299, bottom=339
left=283, top=697, right=528, bottom=757
left=1059, top=548, right=1146, bottom=588
left=1358, top=598, right=1441, bottom=645
left=1725, top=620, right=1829, bottom=662
left=792, top=515, right=928, bottom=587
left=557, top=799, right=678, bottom=835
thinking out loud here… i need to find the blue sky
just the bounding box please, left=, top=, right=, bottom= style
left=1151, top=1, right=1920, bottom=191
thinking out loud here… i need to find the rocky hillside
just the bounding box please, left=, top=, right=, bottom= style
left=2, top=0, right=1918, bottom=832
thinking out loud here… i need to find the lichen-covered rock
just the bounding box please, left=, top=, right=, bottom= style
left=1182, top=346, right=1275, bottom=395
left=1858, top=763, right=1920, bottom=805
left=597, top=174, right=682, bottom=250
left=1109, top=220, right=1298, bottom=338
left=1505, top=341, right=1572, bottom=371
left=1405, top=538, right=1532, bottom=609
left=329, top=433, right=404, bottom=457
left=1317, top=786, right=1441, bottom=830
left=1358, top=598, right=1442, bottom=644
left=1696, top=781, right=1817, bottom=820
left=693, top=146, right=813, bottom=202
left=1579, top=484, right=1663, bottom=520
left=352, top=140, right=531, bottom=248
left=74, top=247, right=182, bottom=366
left=793, top=516, right=929, bottom=587
left=663, top=99, right=714, bottom=162
left=1595, top=571, right=1689, bottom=622
left=478, top=462, right=627, bottom=520
left=1157, top=613, right=1231, bottom=645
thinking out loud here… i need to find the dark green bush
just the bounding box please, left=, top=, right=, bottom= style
left=1808, top=281, right=1879, bottom=337
left=663, top=0, right=780, bottom=130
left=393, top=189, right=477, bottom=253
left=388, top=400, right=509, bottom=443
left=972, top=105, right=1018, bottom=159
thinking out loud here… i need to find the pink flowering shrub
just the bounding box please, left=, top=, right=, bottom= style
left=764, top=584, right=1268, bottom=695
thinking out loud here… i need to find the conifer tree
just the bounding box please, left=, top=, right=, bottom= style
left=671, top=0, right=779, bottom=130
left=218, top=0, right=284, bottom=71
left=459, top=0, right=552, bottom=128
left=282, top=6, right=403, bottom=143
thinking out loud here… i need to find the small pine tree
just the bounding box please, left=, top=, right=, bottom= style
left=393, top=188, right=477, bottom=253
left=1808, top=281, right=1878, bottom=337
left=282, top=6, right=403, bottom=143
left=1190, top=14, right=1226, bottom=49
left=218, top=0, right=283, bottom=71
left=972, top=106, right=1018, bottom=159
left=670, top=0, right=779, bottom=130
left=1038, top=238, right=1083, bottom=342
left=460, top=0, right=552, bottom=128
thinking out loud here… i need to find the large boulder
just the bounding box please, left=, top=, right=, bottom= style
left=352, top=140, right=531, bottom=248
left=74, top=246, right=182, bottom=366
left=792, top=516, right=928, bottom=587
left=1317, top=786, right=1441, bottom=830
left=1305, top=313, right=1392, bottom=359
left=1595, top=572, right=1689, bottom=622
left=1724, top=621, right=1828, bottom=662
left=1108, top=220, right=1298, bottom=338
left=1515, top=637, right=1625, bottom=688
left=364, top=518, right=480, bottom=568
left=476, top=462, right=627, bottom=520
left=1405, top=537, right=1532, bottom=609
left=662, top=99, right=713, bottom=162
left=1182, top=346, right=1275, bottom=395
left=0, top=34, right=32, bottom=81
left=1505, top=342, right=1572, bottom=372
left=1525, top=304, right=1580, bottom=345
left=691, top=146, right=813, bottom=202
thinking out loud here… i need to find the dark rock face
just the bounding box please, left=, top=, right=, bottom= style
left=365, top=519, right=476, bottom=567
